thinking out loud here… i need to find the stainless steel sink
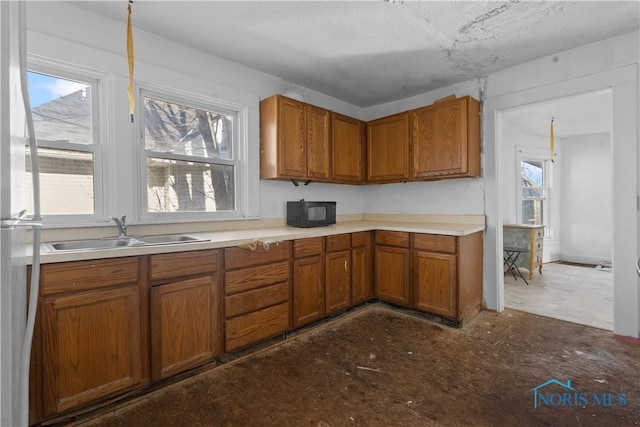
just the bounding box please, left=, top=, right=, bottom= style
left=43, top=234, right=209, bottom=252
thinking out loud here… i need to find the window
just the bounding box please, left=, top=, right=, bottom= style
left=516, top=147, right=553, bottom=237
left=141, top=92, right=239, bottom=218
left=26, top=69, right=103, bottom=219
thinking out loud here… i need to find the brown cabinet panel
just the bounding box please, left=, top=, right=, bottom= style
left=293, top=256, right=325, bottom=327
left=293, top=237, right=323, bottom=258
left=352, top=231, right=372, bottom=305
left=326, top=233, right=351, bottom=252
left=411, top=96, right=480, bottom=180
left=331, top=113, right=365, bottom=183
left=413, top=251, right=457, bottom=317
left=225, top=281, right=289, bottom=318
left=375, top=230, right=410, bottom=248
left=367, top=112, right=410, bottom=182
left=41, top=257, right=139, bottom=295
left=151, top=275, right=221, bottom=381
left=42, top=285, right=142, bottom=415
left=224, top=261, right=289, bottom=295
left=149, top=249, right=218, bottom=281
left=374, top=246, right=410, bottom=305
left=413, top=233, right=456, bottom=254
left=224, top=241, right=290, bottom=271
left=307, top=104, right=331, bottom=180
left=225, top=302, right=290, bottom=352
left=325, top=250, right=351, bottom=314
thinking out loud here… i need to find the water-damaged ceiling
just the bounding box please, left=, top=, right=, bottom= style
left=69, top=1, right=638, bottom=108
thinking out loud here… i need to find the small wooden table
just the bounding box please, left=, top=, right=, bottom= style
left=503, top=224, right=544, bottom=280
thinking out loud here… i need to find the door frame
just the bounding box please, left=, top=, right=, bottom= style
left=483, top=65, right=639, bottom=339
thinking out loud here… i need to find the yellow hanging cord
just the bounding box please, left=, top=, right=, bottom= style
left=549, top=118, right=555, bottom=163
left=127, top=1, right=134, bottom=123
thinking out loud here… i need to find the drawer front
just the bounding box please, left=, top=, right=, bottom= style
left=375, top=231, right=410, bottom=248
left=351, top=231, right=369, bottom=248
left=326, top=234, right=351, bottom=252
left=41, top=257, right=139, bottom=295
left=150, top=249, right=218, bottom=281
left=225, top=302, right=290, bottom=352
left=534, top=227, right=544, bottom=240
left=293, top=237, right=323, bottom=258
left=225, top=281, right=289, bottom=318
left=413, top=234, right=457, bottom=254
left=224, top=261, right=289, bottom=295
left=224, top=241, right=290, bottom=270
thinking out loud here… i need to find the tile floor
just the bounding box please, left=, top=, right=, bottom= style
left=504, top=261, right=613, bottom=330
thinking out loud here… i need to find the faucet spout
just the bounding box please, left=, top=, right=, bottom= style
left=111, top=215, right=127, bottom=238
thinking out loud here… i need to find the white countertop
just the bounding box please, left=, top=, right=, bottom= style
left=28, top=220, right=484, bottom=264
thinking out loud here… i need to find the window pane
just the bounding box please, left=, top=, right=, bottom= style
left=28, top=71, right=93, bottom=145
left=521, top=199, right=543, bottom=226
left=521, top=160, right=543, bottom=186
left=144, top=96, right=233, bottom=160
left=26, top=148, right=94, bottom=215
left=522, top=187, right=544, bottom=199
left=147, top=158, right=235, bottom=213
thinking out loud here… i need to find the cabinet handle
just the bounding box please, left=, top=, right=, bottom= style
left=345, top=260, right=348, bottom=271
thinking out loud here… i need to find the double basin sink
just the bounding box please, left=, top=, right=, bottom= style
left=43, top=234, right=209, bottom=252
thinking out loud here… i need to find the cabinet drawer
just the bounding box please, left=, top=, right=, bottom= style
left=224, top=241, right=290, bottom=270
left=351, top=232, right=369, bottom=248
left=41, top=257, right=139, bottom=295
left=375, top=231, right=410, bottom=248
left=326, top=234, right=351, bottom=252
left=534, top=228, right=544, bottom=240
left=224, top=261, right=289, bottom=295
left=413, top=234, right=457, bottom=254
left=225, top=302, right=290, bottom=352
left=293, top=237, right=323, bottom=258
left=150, top=249, right=218, bottom=281
left=225, top=281, right=289, bottom=318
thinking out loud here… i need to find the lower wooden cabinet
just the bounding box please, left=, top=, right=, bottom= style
left=374, top=230, right=483, bottom=323
left=38, top=257, right=147, bottom=418
left=351, top=232, right=373, bottom=304
left=149, top=250, right=221, bottom=381
left=223, top=242, right=291, bottom=352
left=292, top=238, right=325, bottom=327
left=325, top=250, right=351, bottom=314
left=374, top=231, right=410, bottom=305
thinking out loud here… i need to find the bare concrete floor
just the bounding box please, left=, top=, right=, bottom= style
left=77, top=305, right=639, bottom=427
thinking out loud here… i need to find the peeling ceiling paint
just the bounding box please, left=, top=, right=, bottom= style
left=68, top=1, right=638, bottom=107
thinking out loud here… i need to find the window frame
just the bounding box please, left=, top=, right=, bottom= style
left=27, top=56, right=108, bottom=225
left=515, top=145, right=553, bottom=238
left=136, top=84, right=248, bottom=222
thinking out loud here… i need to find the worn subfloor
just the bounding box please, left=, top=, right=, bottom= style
left=76, top=305, right=639, bottom=427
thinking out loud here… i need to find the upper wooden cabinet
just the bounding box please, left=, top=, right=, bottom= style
left=331, top=113, right=366, bottom=183
left=410, top=96, right=480, bottom=180
left=367, top=112, right=410, bottom=183
left=260, top=94, right=331, bottom=182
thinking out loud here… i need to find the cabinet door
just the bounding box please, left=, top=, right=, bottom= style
left=151, top=275, right=220, bottom=381
left=276, top=96, right=307, bottom=178
left=351, top=232, right=372, bottom=305
left=307, top=105, right=331, bottom=180
left=374, top=246, right=410, bottom=305
left=414, top=250, right=457, bottom=318
left=293, top=255, right=325, bottom=327
left=325, top=250, right=351, bottom=314
left=332, top=113, right=365, bottom=183
left=367, top=112, right=410, bottom=182
left=42, top=285, right=143, bottom=416
left=411, top=97, right=479, bottom=179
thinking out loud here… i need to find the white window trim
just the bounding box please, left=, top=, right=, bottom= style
left=27, top=55, right=109, bottom=225
left=515, top=145, right=553, bottom=238
left=135, top=83, right=249, bottom=223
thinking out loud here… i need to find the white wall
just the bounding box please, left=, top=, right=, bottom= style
left=559, top=133, right=612, bottom=264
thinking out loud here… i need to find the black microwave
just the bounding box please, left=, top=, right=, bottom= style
left=287, top=200, right=336, bottom=228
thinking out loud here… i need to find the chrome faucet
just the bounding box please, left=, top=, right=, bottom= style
left=111, top=215, right=127, bottom=238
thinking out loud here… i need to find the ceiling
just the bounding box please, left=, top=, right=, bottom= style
left=69, top=1, right=639, bottom=108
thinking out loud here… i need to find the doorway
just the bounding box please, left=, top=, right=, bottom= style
left=482, top=65, right=638, bottom=339
left=499, top=90, right=613, bottom=329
